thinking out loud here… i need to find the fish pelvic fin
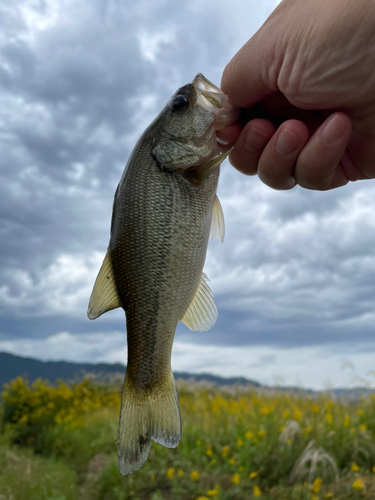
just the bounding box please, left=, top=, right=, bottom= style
left=117, top=372, right=181, bottom=475
left=180, top=272, right=218, bottom=331
left=87, top=250, right=121, bottom=320
left=210, top=194, right=225, bottom=242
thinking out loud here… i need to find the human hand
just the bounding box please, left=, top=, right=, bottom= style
left=220, top=0, right=375, bottom=190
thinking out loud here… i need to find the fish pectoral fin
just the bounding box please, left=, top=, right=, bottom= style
left=180, top=272, right=218, bottom=331
left=118, top=373, right=181, bottom=475
left=210, top=194, right=225, bottom=242
left=87, top=250, right=121, bottom=320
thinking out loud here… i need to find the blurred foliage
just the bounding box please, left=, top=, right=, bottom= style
left=1, top=378, right=375, bottom=499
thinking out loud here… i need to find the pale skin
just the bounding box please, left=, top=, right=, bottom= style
left=219, top=0, right=375, bottom=190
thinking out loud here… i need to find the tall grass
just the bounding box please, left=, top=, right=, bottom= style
left=1, top=377, right=375, bottom=499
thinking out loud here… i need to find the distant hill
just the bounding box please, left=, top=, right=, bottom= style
left=0, top=352, right=261, bottom=388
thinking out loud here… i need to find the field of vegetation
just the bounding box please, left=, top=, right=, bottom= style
left=0, top=377, right=375, bottom=500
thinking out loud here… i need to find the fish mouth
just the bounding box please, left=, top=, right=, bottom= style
left=192, top=73, right=240, bottom=131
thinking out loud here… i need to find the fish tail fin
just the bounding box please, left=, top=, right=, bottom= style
left=117, top=371, right=181, bottom=475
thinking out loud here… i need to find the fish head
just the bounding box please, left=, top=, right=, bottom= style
left=151, top=74, right=239, bottom=171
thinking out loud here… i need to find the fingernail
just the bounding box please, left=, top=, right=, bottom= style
left=275, top=128, right=300, bottom=155
left=320, top=114, right=345, bottom=143
left=244, top=127, right=270, bottom=153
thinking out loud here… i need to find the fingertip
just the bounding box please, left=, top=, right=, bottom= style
left=228, top=119, right=275, bottom=175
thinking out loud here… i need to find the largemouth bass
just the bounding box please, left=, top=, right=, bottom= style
left=87, top=74, right=239, bottom=475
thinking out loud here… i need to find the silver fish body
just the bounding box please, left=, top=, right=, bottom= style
left=88, top=74, right=239, bottom=474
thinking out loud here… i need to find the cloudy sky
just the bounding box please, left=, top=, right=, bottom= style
left=1, top=0, right=375, bottom=390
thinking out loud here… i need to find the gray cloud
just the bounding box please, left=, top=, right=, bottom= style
left=1, top=0, right=374, bottom=388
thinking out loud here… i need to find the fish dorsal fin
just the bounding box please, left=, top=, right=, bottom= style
left=210, top=194, right=225, bottom=242
left=87, top=250, right=121, bottom=320
left=180, top=272, right=218, bottom=331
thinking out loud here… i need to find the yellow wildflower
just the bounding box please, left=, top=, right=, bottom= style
left=293, top=408, right=302, bottom=421
left=166, top=467, right=175, bottom=479
left=245, top=430, right=253, bottom=439
left=249, top=471, right=259, bottom=479
left=177, top=469, right=184, bottom=477
left=282, top=409, right=290, bottom=419
left=207, top=487, right=219, bottom=496
left=352, top=478, right=364, bottom=490
left=260, top=406, right=271, bottom=416
left=325, top=493, right=333, bottom=498
left=357, top=408, right=364, bottom=416
left=311, top=403, right=320, bottom=413
left=360, top=424, right=367, bottom=432
left=258, top=428, right=266, bottom=438
left=372, top=466, right=375, bottom=473
left=190, top=470, right=200, bottom=481
left=325, top=413, right=333, bottom=425
left=302, top=426, right=313, bottom=436
left=196, top=497, right=209, bottom=500
left=228, top=457, right=237, bottom=466
left=343, top=415, right=350, bottom=427
left=253, top=485, right=262, bottom=497
left=150, top=474, right=155, bottom=481
left=237, top=438, right=244, bottom=447
left=206, top=445, right=213, bottom=456
left=221, top=446, right=229, bottom=458
left=232, top=473, right=240, bottom=485
left=311, top=477, right=322, bottom=494
left=351, top=463, right=360, bottom=472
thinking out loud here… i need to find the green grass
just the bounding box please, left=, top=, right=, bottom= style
left=1, top=378, right=375, bottom=499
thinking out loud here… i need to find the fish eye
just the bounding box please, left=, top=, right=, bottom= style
left=171, top=95, right=190, bottom=112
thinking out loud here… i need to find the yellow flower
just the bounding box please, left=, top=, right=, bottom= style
left=311, top=403, right=320, bottom=413
left=253, top=485, right=262, bottom=497
left=245, top=430, right=253, bottom=439
left=293, top=408, right=302, bottom=421
left=352, top=478, right=364, bottom=490
left=324, top=413, right=333, bottom=425
left=302, top=426, right=313, bottom=436
left=258, top=429, right=266, bottom=438
left=221, top=446, right=229, bottom=458
left=259, top=406, right=271, bottom=416
left=360, top=424, right=367, bottom=432
left=150, top=474, right=155, bottom=481
left=249, top=471, right=259, bottom=479
left=236, top=438, right=244, bottom=447
left=311, top=477, right=322, bottom=494
left=343, top=415, right=350, bottom=427
left=190, top=470, right=200, bottom=481
left=232, top=473, right=240, bottom=485
left=228, top=457, right=237, bottom=466
left=166, top=467, right=175, bottom=479
left=207, top=487, right=219, bottom=496
left=350, top=427, right=356, bottom=434
left=357, top=408, right=364, bottom=416
left=351, top=463, right=360, bottom=472
left=196, top=497, right=209, bottom=500
left=206, top=445, right=213, bottom=456
left=177, top=469, right=184, bottom=477
left=282, top=410, right=290, bottom=419
left=325, top=493, right=333, bottom=498
left=372, top=466, right=375, bottom=473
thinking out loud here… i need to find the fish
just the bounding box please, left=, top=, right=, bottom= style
left=87, top=74, right=239, bottom=475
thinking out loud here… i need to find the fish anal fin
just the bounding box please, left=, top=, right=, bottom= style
left=180, top=272, right=218, bottom=331
left=118, top=373, right=181, bottom=475
left=210, top=194, right=225, bottom=242
left=87, top=250, right=121, bottom=320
